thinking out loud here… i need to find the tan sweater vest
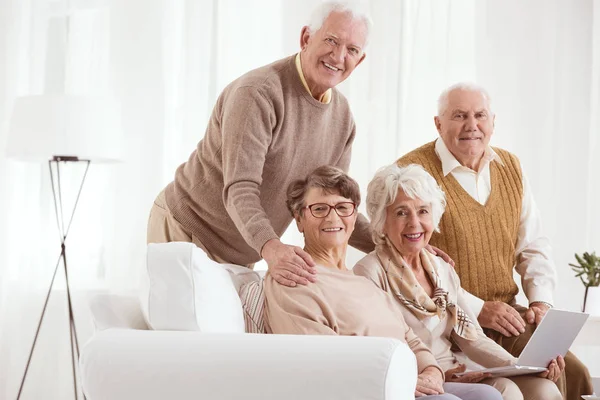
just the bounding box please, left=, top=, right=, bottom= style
left=397, top=141, right=523, bottom=303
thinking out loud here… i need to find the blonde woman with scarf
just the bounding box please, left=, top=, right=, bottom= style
left=354, top=163, right=564, bottom=400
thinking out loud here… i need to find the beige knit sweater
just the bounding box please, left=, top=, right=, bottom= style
left=164, top=55, right=373, bottom=266
left=264, top=265, right=443, bottom=376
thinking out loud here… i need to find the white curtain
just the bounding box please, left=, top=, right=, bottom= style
left=0, top=0, right=598, bottom=398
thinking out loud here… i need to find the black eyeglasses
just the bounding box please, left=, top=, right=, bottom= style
left=304, top=202, right=356, bottom=218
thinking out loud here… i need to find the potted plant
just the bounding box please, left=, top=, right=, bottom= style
left=570, top=251, right=600, bottom=314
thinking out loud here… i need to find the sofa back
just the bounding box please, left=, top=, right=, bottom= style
left=91, top=242, right=266, bottom=333
left=89, top=293, right=149, bottom=331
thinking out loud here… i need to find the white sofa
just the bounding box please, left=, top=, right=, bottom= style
left=79, top=243, right=418, bottom=400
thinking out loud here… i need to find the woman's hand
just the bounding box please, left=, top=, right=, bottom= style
left=445, top=364, right=491, bottom=383
left=415, top=367, right=445, bottom=397
left=538, top=356, right=565, bottom=382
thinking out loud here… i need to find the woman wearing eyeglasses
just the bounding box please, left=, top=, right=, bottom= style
left=263, top=165, right=503, bottom=400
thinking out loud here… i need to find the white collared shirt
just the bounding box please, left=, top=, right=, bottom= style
left=434, top=139, right=556, bottom=316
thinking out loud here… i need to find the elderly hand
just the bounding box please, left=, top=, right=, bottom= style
left=415, top=367, right=445, bottom=397
left=478, top=301, right=526, bottom=337
left=524, top=302, right=550, bottom=325
left=538, top=356, right=565, bottom=382
left=261, top=239, right=317, bottom=287
left=426, top=245, right=455, bottom=267
left=445, top=364, right=491, bottom=383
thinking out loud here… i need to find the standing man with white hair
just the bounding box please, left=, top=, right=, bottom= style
left=147, top=2, right=374, bottom=285
left=396, top=83, right=593, bottom=400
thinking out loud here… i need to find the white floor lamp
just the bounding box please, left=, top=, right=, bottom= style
left=6, top=94, right=123, bottom=400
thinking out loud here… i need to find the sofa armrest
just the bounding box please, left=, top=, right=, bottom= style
left=80, top=329, right=416, bottom=400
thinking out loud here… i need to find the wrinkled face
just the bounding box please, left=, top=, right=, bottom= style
left=299, top=11, right=367, bottom=98
left=383, top=190, right=433, bottom=256
left=296, top=187, right=357, bottom=250
left=435, top=89, right=495, bottom=170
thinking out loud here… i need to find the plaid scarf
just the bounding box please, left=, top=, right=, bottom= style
left=375, top=237, right=478, bottom=341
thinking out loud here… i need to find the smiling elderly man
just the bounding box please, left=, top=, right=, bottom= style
left=147, top=1, right=374, bottom=285
left=397, top=83, right=592, bottom=400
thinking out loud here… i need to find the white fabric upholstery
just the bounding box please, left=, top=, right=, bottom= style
left=89, top=292, right=149, bottom=331
left=80, top=327, right=417, bottom=400
left=140, top=242, right=245, bottom=332
left=80, top=243, right=418, bottom=399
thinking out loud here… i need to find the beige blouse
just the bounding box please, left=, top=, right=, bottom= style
left=264, top=265, right=443, bottom=375
left=353, top=252, right=517, bottom=372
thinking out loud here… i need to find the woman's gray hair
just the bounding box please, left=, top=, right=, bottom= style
left=366, top=163, right=446, bottom=245
left=286, top=165, right=361, bottom=217
left=437, top=82, right=493, bottom=116
left=307, top=1, right=373, bottom=47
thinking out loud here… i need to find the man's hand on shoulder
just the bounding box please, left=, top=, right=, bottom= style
left=525, top=302, right=551, bottom=325
left=425, top=244, right=455, bottom=267
left=478, top=301, right=526, bottom=337
left=261, top=239, right=317, bottom=287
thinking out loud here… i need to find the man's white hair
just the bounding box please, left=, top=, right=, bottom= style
left=307, top=1, right=373, bottom=48
left=437, top=82, right=493, bottom=116
left=366, top=163, right=446, bottom=246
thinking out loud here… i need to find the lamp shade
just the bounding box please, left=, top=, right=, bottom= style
left=6, top=95, right=123, bottom=163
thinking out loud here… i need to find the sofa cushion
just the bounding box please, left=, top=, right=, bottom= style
left=141, top=242, right=245, bottom=333
left=239, top=279, right=266, bottom=333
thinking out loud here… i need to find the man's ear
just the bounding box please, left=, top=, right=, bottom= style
left=356, top=52, right=366, bottom=67
left=300, top=26, right=311, bottom=51
left=434, top=116, right=442, bottom=135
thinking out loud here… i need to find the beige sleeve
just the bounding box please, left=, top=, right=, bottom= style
left=221, top=86, right=280, bottom=256
left=334, top=119, right=355, bottom=173
left=353, top=255, right=387, bottom=291
left=404, top=323, right=444, bottom=376
left=263, top=275, right=337, bottom=336
left=332, top=122, right=374, bottom=254
left=450, top=267, right=517, bottom=368
left=349, top=213, right=375, bottom=254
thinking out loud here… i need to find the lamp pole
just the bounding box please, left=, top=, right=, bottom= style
left=16, top=156, right=90, bottom=400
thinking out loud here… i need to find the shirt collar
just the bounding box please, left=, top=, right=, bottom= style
left=295, top=53, right=332, bottom=104
left=434, top=138, right=503, bottom=176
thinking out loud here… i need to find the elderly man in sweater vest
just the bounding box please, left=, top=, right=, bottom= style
left=147, top=2, right=375, bottom=286
left=396, top=83, right=592, bottom=400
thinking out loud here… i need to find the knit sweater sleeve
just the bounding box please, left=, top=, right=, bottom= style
left=335, top=121, right=375, bottom=253
left=350, top=214, right=375, bottom=253
left=221, top=86, right=280, bottom=255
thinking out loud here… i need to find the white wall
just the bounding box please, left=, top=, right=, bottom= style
left=0, top=0, right=599, bottom=398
